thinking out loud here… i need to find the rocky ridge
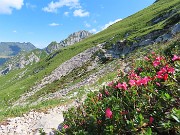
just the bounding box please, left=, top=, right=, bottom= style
left=46, top=30, right=92, bottom=54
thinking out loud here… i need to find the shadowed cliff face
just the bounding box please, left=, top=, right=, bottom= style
left=0, top=58, right=9, bottom=65
left=9, top=45, right=21, bottom=56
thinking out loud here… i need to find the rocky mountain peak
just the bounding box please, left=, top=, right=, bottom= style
left=46, top=30, right=92, bottom=54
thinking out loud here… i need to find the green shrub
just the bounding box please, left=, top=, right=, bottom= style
left=60, top=51, right=180, bottom=135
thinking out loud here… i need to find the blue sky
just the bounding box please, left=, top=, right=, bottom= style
left=0, top=0, right=155, bottom=49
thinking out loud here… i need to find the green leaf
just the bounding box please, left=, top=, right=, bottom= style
left=146, top=127, right=152, bottom=135
left=171, top=114, right=180, bottom=123
left=164, top=93, right=171, bottom=100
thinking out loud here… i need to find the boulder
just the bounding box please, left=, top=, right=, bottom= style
left=171, top=23, right=180, bottom=35
left=155, top=33, right=172, bottom=43
left=139, top=39, right=153, bottom=46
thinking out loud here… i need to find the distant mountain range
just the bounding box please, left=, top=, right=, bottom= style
left=0, top=42, right=36, bottom=66
left=0, top=42, right=36, bottom=56
left=0, top=30, right=92, bottom=74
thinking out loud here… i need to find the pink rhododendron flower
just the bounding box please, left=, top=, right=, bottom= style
left=105, top=108, right=113, bottom=118
left=172, top=55, right=180, bottom=61
left=156, top=82, right=161, bottom=87
left=63, top=124, right=69, bottom=129
left=164, top=65, right=175, bottom=74
left=157, top=74, right=163, bottom=79
left=167, top=67, right=175, bottom=74
left=164, top=73, right=168, bottom=80
left=121, top=82, right=128, bottom=90
left=136, top=79, right=143, bottom=86
left=144, top=56, right=150, bottom=61
left=98, top=93, right=102, bottom=100
left=117, top=82, right=128, bottom=90
left=116, top=82, right=122, bottom=89
left=129, top=80, right=136, bottom=87
left=141, top=77, right=151, bottom=85
left=149, top=116, right=154, bottom=125
left=108, top=81, right=114, bottom=87
left=129, top=71, right=139, bottom=79
left=153, top=60, right=160, bottom=67
left=138, top=68, right=143, bottom=72
left=105, top=90, right=109, bottom=96
left=155, top=56, right=164, bottom=61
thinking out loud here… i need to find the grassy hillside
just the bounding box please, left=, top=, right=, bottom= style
left=0, top=0, right=179, bottom=121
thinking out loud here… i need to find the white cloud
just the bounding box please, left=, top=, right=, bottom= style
left=64, top=11, right=69, bottom=16
left=73, top=9, right=89, bottom=17
left=43, top=0, right=81, bottom=13
left=101, top=18, right=122, bottom=30
left=93, top=20, right=97, bottom=23
left=13, top=30, right=17, bottom=33
left=0, top=0, right=24, bottom=14
left=84, top=22, right=91, bottom=28
left=90, top=29, right=97, bottom=33
left=49, top=23, right=60, bottom=26
left=26, top=3, right=36, bottom=9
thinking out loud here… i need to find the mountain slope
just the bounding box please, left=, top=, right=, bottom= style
left=0, top=0, right=179, bottom=127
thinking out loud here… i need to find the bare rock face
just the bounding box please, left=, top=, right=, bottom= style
left=171, top=23, right=180, bottom=35
left=46, top=30, right=92, bottom=54
left=151, top=9, right=177, bottom=25
left=63, top=30, right=92, bottom=46
left=1, top=52, right=41, bottom=75
left=98, top=22, right=180, bottom=60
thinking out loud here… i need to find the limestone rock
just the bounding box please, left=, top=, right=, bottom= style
left=46, top=30, right=92, bottom=54
left=171, top=23, right=180, bottom=35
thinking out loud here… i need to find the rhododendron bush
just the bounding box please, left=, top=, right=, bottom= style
left=59, top=47, right=180, bottom=134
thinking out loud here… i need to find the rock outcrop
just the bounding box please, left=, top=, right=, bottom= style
left=100, top=22, right=180, bottom=59
left=46, top=30, right=92, bottom=53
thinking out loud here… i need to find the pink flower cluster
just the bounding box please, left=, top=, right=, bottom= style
left=128, top=71, right=151, bottom=87
left=128, top=76, right=151, bottom=87
left=63, top=124, right=69, bottom=129
left=152, top=56, right=164, bottom=67
left=116, top=82, right=128, bottom=90
left=105, top=108, right=113, bottom=118
left=172, top=55, right=180, bottom=61
left=103, top=54, right=177, bottom=120
left=156, top=65, right=175, bottom=80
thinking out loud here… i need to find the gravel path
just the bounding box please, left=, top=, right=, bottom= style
left=0, top=99, right=84, bottom=135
